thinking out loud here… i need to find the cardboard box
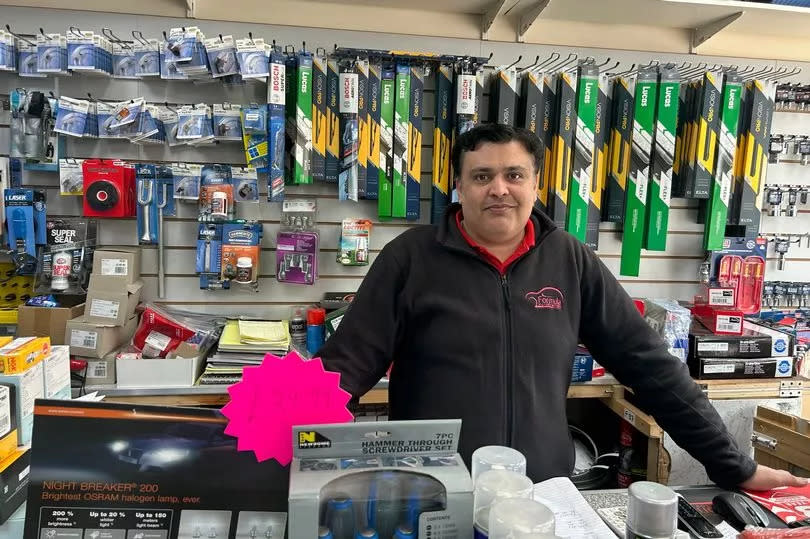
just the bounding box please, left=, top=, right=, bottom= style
left=0, top=337, right=51, bottom=375
left=0, top=383, right=17, bottom=462
left=0, top=449, right=30, bottom=525
left=16, top=297, right=85, bottom=345
left=83, top=280, right=143, bottom=327
left=571, top=354, right=594, bottom=383
left=289, top=420, right=473, bottom=538
left=691, top=304, right=744, bottom=335
left=690, top=356, right=795, bottom=379
left=42, top=345, right=71, bottom=401
left=742, top=319, right=794, bottom=358
left=689, top=321, right=772, bottom=359
left=0, top=361, right=44, bottom=445
left=66, top=314, right=138, bottom=358
left=116, top=354, right=204, bottom=388
left=697, top=284, right=736, bottom=308
left=89, top=247, right=141, bottom=287
left=83, top=355, right=116, bottom=386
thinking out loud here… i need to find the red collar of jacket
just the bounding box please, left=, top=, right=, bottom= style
left=455, top=210, right=536, bottom=275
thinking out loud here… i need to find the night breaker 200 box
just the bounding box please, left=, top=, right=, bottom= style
left=24, top=400, right=289, bottom=539
left=289, top=420, right=473, bottom=538
left=689, top=321, right=773, bottom=359
left=689, top=356, right=795, bottom=380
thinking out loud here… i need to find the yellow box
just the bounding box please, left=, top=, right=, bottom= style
left=0, top=338, right=11, bottom=349
left=0, top=337, right=51, bottom=375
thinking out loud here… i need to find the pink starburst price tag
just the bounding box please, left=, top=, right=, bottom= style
left=222, top=350, right=354, bottom=466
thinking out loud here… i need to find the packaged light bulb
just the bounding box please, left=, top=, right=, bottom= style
left=18, top=41, right=44, bottom=78
left=232, top=167, right=259, bottom=203
left=112, top=42, right=138, bottom=79
left=36, top=33, right=68, bottom=74
left=236, top=37, right=269, bottom=80
left=134, top=38, right=160, bottom=77
left=213, top=104, right=243, bottom=141
left=53, top=97, right=90, bottom=137
left=205, top=35, right=239, bottom=78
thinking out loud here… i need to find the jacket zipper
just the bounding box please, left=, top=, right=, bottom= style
left=500, top=273, right=514, bottom=446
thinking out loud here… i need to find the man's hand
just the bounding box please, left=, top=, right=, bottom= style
left=740, top=464, right=809, bottom=491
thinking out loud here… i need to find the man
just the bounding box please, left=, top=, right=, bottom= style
left=321, top=123, right=807, bottom=489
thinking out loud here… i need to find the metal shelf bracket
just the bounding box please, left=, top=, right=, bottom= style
left=518, top=0, right=552, bottom=42
left=482, top=0, right=509, bottom=40
left=691, top=11, right=743, bottom=53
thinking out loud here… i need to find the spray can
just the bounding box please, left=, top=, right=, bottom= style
left=290, top=307, right=307, bottom=350
left=307, top=307, right=326, bottom=355
left=51, top=250, right=72, bottom=291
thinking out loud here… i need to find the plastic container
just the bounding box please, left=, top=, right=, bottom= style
left=235, top=256, right=253, bottom=283
left=473, top=470, right=533, bottom=538
left=50, top=251, right=72, bottom=291
left=626, top=481, right=678, bottom=539
left=290, top=307, right=307, bottom=349
left=488, top=498, right=556, bottom=538
left=471, top=446, right=527, bottom=484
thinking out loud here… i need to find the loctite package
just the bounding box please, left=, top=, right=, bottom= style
left=431, top=63, right=454, bottom=224
left=378, top=63, right=396, bottom=218
left=406, top=64, right=424, bottom=221
left=81, top=159, right=136, bottom=218
left=644, top=64, right=680, bottom=252
left=289, top=420, right=473, bottom=538
left=704, top=71, right=743, bottom=251
left=567, top=61, right=599, bottom=243
left=620, top=68, right=657, bottom=277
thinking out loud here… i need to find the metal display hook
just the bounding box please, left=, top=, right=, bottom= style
left=546, top=52, right=577, bottom=72
left=4, top=25, right=36, bottom=47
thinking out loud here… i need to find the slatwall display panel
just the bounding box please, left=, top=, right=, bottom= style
left=3, top=5, right=810, bottom=318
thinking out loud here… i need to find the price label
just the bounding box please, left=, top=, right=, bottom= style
left=222, top=350, right=353, bottom=465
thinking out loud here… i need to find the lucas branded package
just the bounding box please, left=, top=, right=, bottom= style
left=289, top=420, right=473, bottom=538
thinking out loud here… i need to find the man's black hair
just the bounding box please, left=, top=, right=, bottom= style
left=452, top=123, right=542, bottom=178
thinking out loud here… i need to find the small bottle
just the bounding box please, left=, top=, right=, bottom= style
left=236, top=256, right=253, bottom=283
left=211, top=191, right=229, bottom=218
left=290, top=307, right=307, bottom=350
left=51, top=251, right=72, bottom=291
left=307, top=307, right=326, bottom=355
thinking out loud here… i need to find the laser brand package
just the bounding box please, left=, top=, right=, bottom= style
left=704, top=72, right=742, bottom=250
left=604, top=75, right=634, bottom=223
left=366, top=58, right=382, bottom=201
left=567, top=62, right=599, bottom=243
left=312, top=51, right=328, bottom=182
left=644, top=65, right=680, bottom=252
left=289, top=420, right=473, bottom=538
left=338, top=59, right=360, bottom=202
left=406, top=65, right=424, bottom=221
left=392, top=63, right=410, bottom=217
left=196, top=222, right=226, bottom=290
left=4, top=188, right=46, bottom=272
left=620, top=69, right=657, bottom=277
left=378, top=64, right=396, bottom=218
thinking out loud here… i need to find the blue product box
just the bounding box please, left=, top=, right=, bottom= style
left=571, top=353, right=594, bottom=383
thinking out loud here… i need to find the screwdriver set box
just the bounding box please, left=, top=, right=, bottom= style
left=698, top=236, right=767, bottom=314
left=289, top=419, right=473, bottom=539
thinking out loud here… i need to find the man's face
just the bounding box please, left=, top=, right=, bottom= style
left=456, top=140, right=538, bottom=242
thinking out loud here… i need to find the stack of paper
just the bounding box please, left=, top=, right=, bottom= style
left=197, top=319, right=290, bottom=385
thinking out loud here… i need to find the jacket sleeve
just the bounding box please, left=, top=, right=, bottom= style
left=576, top=244, right=757, bottom=487
left=318, top=243, right=406, bottom=398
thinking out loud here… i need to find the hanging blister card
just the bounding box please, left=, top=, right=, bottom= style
left=67, top=30, right=95, bottom=71
left=134, top=38, right=160, bottom=77
left=267, top=47, right=287, bottom=202
left=325, top=57, right=341, bottom=183
left=312, top=50, right=328, bottom=182
left=199, top=164, right=234, bottom=221
left=112, top=42, right=138, bottom=79
left=83, top=101, right=98, bottom=139
left=37, top=33, right=67, bottom=74
left=136, top=164, right=159, bottom=245
left=294, top=50, right=314, bottom=185
left=356, top=57, right=370, bottom=197
left=176, top=104, right=206, bottom=140
left=163, top=107, right=182, bottom=146
left=205, top=35, right=239, bottom=78
left=108, top=98, right=144, bottom=130
left=131, top=105, right=161, bottom=144
left=176, top=28, right=209, bottom=78
left=406, top=64, right=424, bottom=221
left=54, top=97, right=89, bottom=137
left=213, top=103, right=243, bottom=141
left=236, top=37, right=269, bottom=80
left=366, top=58, right=381, bottom=200
left=285, top=51, right=298, bottom=185
left=241, top=103, right=269, bottom=168
left=232, top=166, right=260, bottom=203
left=59, top=159, right=84, bottom=196
left=338, top=59, right=360, bottom=202
left=96, top=101, right=118, bottom=139
left=165, top=27, right=193, bottom=63
left=18, top=41, right=44, bottom=78
left=431, top=63, right=453, bottom=223
left=0, top=30, right=17, bottom=71
left=172, top=162, right=202, bottom=201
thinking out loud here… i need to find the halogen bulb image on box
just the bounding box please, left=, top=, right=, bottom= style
left=289, top=420, right=473, bottom=538
left=24, top=400, right=289, bottom=539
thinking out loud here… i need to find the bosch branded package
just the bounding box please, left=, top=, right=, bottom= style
left=289, top=420, right=473, bottom=539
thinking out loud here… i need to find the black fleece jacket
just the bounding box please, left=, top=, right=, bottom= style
left=320, top=204, right=757, bottom=486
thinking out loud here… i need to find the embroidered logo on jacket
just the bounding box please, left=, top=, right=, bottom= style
left=525, top=287, right=564, bottom=310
